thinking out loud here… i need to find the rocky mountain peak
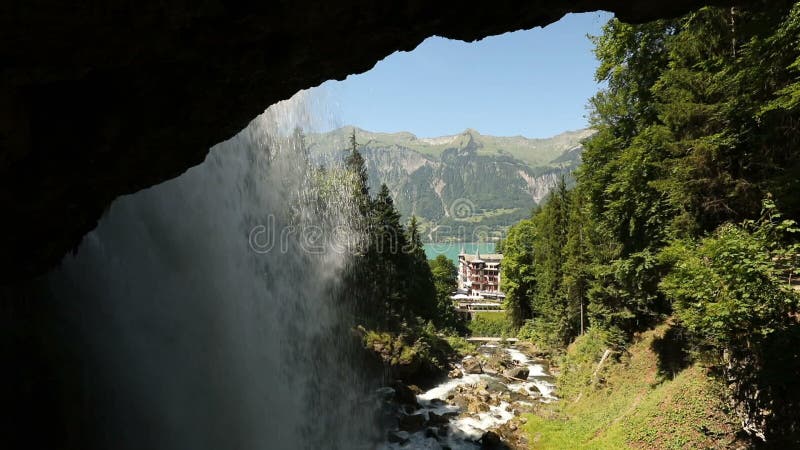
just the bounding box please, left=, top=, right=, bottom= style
left=307, top=126, right=593, bottom=241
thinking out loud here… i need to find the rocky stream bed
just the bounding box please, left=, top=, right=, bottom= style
left=377, top=343, right=556, bottom=449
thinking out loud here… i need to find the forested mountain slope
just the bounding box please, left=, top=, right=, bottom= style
left=307, top=127, right=593, bottom=241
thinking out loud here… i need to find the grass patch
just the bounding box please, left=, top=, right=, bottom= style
left=467, top=311, right=514, bottom=337
left=443, top=335, right=478, bottom=357
left=525, top=323, right=739, bottom=449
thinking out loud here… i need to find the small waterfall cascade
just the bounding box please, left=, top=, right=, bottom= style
left=42, top=91, right=378, bottom=449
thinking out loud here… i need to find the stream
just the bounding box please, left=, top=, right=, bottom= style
left=379, top=343, right=556, bottom=449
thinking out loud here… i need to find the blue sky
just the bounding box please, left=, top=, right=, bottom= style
left=318, top=12, right=612, bottom=139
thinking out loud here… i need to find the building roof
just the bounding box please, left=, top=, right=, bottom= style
left=460, top=253, right=502, bottom=262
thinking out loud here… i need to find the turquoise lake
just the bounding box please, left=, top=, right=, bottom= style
left=423, top=242, right=496, bottom=264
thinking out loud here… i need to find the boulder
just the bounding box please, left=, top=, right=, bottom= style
left=448, top=367, right=463, bottom=378
left=387, top=431, right=409, bottom=444
left=375, top=386, right=395, bottom=400
left=398, top=413, right=427, bottom=432
left=428, top=411, right=451, bottom=426
left=482, top=379, right=510, bottom=393
left=503, top=366, right=530, bottom=380
left=408, top=385, right=423, bottom=395
left=480, top=430, right=503, bottom=449
left=390, top=381, right=419, bottom=408
left=468, top=400, right=491, bottom=413
left=482, top=352, right=513, bottom=374
left=462, top=358, right=483, bottom=374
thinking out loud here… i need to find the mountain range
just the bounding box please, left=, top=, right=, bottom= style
left=306, top=126, right=594, bottom=242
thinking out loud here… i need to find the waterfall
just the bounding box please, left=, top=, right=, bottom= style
left=40, top=91, right=378, bottom=449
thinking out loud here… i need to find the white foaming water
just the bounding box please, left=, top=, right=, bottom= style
left=451, top=401, right=514, bottom=439
left=418, top=372, right=484, bottom=403
left=506, top=347, right=556, bottom=399
left=382, top=345, right=556, bottom=450
left=43, top=91, right=376, bottom=450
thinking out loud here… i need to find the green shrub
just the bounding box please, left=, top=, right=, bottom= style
left=516, top=319, right=537, bottom=341
left=467, top=312, right=513, bottom=337
left=443, top=335, right=477, bottom=357
left=362, top=323, right=460, bottom=381
left=660, top=221, right=799, bottom=362
left=556, top=327, right=613, bottom=401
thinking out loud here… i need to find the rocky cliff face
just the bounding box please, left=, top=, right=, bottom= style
left=724, top=344, right=800, bottom=445
left=0, top=0, right=743, bottom=282
left=519, top=170, right=566, bottom=204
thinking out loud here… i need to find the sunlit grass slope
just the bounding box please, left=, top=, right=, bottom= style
left=525, top=323, right=741, bottom=449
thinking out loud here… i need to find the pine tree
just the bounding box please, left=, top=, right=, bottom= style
left=429, top=254, right=466, bottom=332
left=500, top=219, right=537, bottom=328
left=562, top=188, right=592, bottom=336
left=403, top=216, right=439, bottom=323
left=528, top=176, right=573, bottom=346
left=345, top=129, right=370, bottom=216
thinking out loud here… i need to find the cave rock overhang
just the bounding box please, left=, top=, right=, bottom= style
left=0, top=0, right=745, bottom=283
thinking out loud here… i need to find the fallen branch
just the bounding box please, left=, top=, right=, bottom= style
left=502, top=375, right=530, bottom=383
left=591, top=349, right=612, bottom=386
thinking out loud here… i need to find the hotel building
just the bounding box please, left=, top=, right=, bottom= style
left=457, top=249, right=504, bottom=299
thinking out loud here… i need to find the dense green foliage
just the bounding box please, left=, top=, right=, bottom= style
left=429, top=254, right=468, bottom=333
left=498, top=219, right=536, bottom=327
left=502, top=2, right=800, bottom=442
left=466, top=312, right=514, bottom=337
left=361, top=324, right=458, bottom=384
left=660, top=207, right=800, bottom=360
left=332, top=132, right=478, bottom=384
left=340, top=131, right=458, bottom=332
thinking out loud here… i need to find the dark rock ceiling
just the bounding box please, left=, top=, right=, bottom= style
left=0, top=0, right=745, bottom=283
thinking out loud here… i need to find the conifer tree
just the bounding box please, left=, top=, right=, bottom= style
left=345, top=129, right=370, bottom=216
left=404, top=216, right=437, bottom=323
left=429, top=254, right=466, bottom=332
left=500, top=219, right=537, bottom=328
